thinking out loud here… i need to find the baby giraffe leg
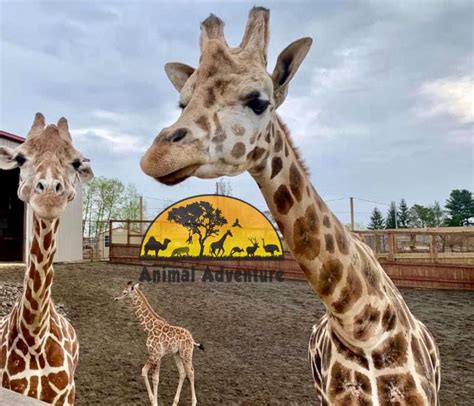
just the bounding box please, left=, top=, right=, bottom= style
left=183, top=357, right=197, bottom=406
left=142, top=360, right=154, bottom=405
left=172, top=354, right=186, bottom=406
left=151, top=358, right=161, bottom=406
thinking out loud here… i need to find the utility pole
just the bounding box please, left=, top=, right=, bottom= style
left=350, top=197, right=355, bottom=231
left=139, top=196, right=144, bottom=235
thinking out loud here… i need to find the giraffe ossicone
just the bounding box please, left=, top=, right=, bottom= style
left=114, top=282, right=203, bottom=406
left=141, top=7, right=440, bottom=405
left=0, top=113, right=94, bottom=404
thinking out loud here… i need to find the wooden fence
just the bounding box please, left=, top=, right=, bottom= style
left=109, top=220, right=474, bottom=290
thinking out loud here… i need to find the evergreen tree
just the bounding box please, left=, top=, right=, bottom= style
left=385, top=202, right=397, bottom=229
left=368, top=208, right=385, bottom=230
left=398, top=199, right=409, bottom=228
left=445, top=189, right=474, bottom=226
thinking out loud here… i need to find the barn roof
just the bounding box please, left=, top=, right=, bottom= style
left=0, top=130, right=25, bottom=144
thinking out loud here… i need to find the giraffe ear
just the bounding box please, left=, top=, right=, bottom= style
left=133, top=283, right=140, bottom=290
left=165, top=63, right=195, bottom=93
left=0, top=146, right=18, bottom=170
left=271, top=37, right=312, bottom=108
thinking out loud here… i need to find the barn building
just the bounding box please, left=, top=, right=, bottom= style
left=0, top=130, right=83, bottom=263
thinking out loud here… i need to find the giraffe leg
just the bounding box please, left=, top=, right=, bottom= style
left=142, top=360, right=154, bottom=405
left=172, top=354, right=186, bottom=406
left=183, top=358, right=197, bottom=406
left=151, top=358, right=161, bottom=406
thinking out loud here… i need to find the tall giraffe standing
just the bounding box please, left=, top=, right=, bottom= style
left=140, top=8, right=440, bottom=405
left=0, top=113, right=94, bottom=404
left=114, top=282, right=203, bottom=406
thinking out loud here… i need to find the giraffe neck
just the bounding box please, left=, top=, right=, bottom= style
left=18, top=213, right=59, bottom=346
left=132, top=289, right=168, bottom=332
left=250, top=116, right=408, bottom=346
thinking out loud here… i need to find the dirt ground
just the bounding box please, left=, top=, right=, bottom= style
left=0, top=262, right=473, bottom=405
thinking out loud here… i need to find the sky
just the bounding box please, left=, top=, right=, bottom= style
left=1, top=0, right=472, bottom=226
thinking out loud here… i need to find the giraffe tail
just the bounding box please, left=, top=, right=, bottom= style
left=194, top=342, right=205, bottom=351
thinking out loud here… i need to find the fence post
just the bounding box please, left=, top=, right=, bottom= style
left=430, top=234, right=438, bottom=264
left=388, top=232, right=395, bottom=262
left=127, top=220, right=131, bottom=245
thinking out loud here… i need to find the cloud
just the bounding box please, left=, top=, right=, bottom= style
left=72, top=128, right=146, bottom=153
left=417, top=76, right=474, bottom=124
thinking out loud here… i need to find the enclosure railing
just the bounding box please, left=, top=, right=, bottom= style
left=354, top=227, right=474, bottom=264
left=108, top=221, right=474, bottom=288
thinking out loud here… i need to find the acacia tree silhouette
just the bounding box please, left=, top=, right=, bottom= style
left=167, top=201, right=228, bottom=256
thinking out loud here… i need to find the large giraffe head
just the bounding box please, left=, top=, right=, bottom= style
left=0, top=113, right=93, bottom=219
left=141, top=7, right=312, bottom=185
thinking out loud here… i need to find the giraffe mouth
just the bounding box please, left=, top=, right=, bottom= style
left=155, top=164, right=200, bottom=186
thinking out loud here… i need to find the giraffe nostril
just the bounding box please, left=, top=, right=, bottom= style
left=55, top=181, right=63, bottom=193
left=35, top=180, right=46, bottom=193
left=169, top=128, right=188, bottom=143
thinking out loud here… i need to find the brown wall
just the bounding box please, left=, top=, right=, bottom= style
left=110, top=244, right=474, bottom=290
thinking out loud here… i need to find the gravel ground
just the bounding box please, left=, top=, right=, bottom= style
left=0, top=262, right=472, bottom=405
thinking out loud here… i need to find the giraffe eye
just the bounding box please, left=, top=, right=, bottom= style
left=72, top=160, right=82, bottom=170
left=14, top=154, right=26, bottom=167
left=246, top=98, right=270, bottom=115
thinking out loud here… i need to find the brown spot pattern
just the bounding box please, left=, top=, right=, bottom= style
left=331, top=330, right=369, bottom=369
left=204, top=87, right=216, bottom=107
left=270, top=157, right=283, bottom=179
left=381, top=305, right=397, bottom=331
left=195, top=116, right=210, bottom=133
left=335, top=224, right=350, bottom=255
left=373, top=332, right=408, bottom=369
left=45, top=337, right=65, bottom=367
left=274, top=130, right=283, bottom=152
left=377, top=373, right=425, bottom=405
left=247, top=146, right=265, bottom=161
left=293, top=205, right=320, bottom=260
left=317, top=259, right=343, bottom=296
left=324, top=234, right=335, bottom=253
left=44, top=230, right=52, bottom=250
left=354, top=304, right=381, bottom=340
left=289, top=163, right=304, bottom=202
left=323, top=215, right=331, bottom=228
left=31, top=237, right=43, bottom=263
left=332, top=267, right=363, bottom=313
left=273, top=185, right=294, bottom=215
left=328, top=361, right=351, bottom=398
left=231, top=142, right=246, bottom=159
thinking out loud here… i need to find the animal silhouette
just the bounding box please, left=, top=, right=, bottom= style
left=262, top=239, right=280, bottom=256
left=246, top=237, right=259, bottom=257
left=210, top=230, right=233, bottom=257
left=230, top=247, right=244, bottom=257
left=145, top=237, right=171, bottom=256
left=171, top=247, right=190, bottom=257
left=232, top=218, right=242, bottom=228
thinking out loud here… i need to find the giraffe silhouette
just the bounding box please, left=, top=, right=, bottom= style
left=209, top=230, right=233, bottom=257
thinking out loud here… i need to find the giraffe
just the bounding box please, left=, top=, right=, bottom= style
left=114, top=282, right=203, bottom=406
left=140, top=7, right=441, bottom=405
left=209, top=229, right=233, bottom=256
left=0, top=113, right=94, bottom=404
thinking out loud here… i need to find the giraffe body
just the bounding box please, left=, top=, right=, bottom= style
left=140, top=7, right=440, bottom=404
left=0, top=113, right=93, bottom=404
left=115, top=283, right=202, bottom=406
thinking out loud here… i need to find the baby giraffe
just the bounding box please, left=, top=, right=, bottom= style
left=114, top=282, right=203, bottom=406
